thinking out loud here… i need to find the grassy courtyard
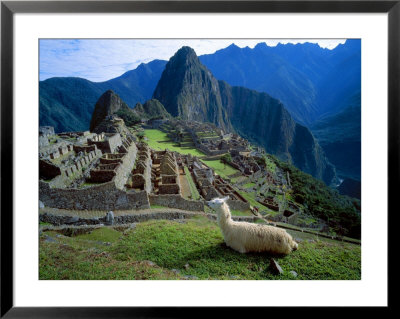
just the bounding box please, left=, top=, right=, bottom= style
left=201, top=159, right=240, bottom=180
left=143, top=129, right=205, bottom=157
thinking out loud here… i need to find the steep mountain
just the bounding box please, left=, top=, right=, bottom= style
left=153, top=47, right=232, bottom=132
left=310, top=93, right=361, bottom=180
left=39, top=60, right=167, bottom=132
left=154, top=47, right=336, bottom=184
left=199, top=40, right=361, bottom=125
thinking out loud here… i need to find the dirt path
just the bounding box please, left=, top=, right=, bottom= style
left=40, top=206, right=206, bottom=219
left=178, top=171, right=192, bottom=199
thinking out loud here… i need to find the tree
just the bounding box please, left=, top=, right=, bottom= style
left=136, top=131, right=145, bottom=143
left=220, top=153, right=232, bottom=169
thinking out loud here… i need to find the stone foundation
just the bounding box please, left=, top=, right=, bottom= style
left=39, top=180, right=150, bottom=210
left=149, top=194, right=204, bottom=211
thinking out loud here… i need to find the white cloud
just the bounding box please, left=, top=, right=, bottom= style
left=39, top=39, right=347, bottom=82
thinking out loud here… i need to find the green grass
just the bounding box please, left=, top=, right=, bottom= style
left=39, top=217, right=361, bottom=280
left=39, top=221, right=52, bottom=226
left=184, top=166, right=201, bottom=200
left=76, top=227, right=122, bottom=243
left=243, top=182, right=256, bottom=189
left=143, top=129, right=205, bottom=156
left=237, top=190, right=278, bottom=215
left=201, top=159, right=240, bottom=180
left=230, top=209, right=254, bottom=217
left=150, top=205, right=169, bottom=209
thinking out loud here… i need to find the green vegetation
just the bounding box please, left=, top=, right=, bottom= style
left=201, top=159, right=239, bottom=180
left=274, top=159, right=361, bottom=239
left=143, top=129, right=205, bottom=156
left=237, top=190, right=278, bottom=216
left=136, top=131, right=145, bottom=143
left=40, top=217, right=361, bottom=280
left=264, top=155, right=277, bottom=173
left=243, top=182, right=256, bottom=189
left=150, top=205, right=168, bottom=209
left=184, top=167, right=201, bottom=200
left=230, top=209, right=254, bottom=217
left=115, top=107, right=141, bottom=126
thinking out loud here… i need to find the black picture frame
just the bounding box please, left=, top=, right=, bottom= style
left=1, top=0, right=396, bottom=317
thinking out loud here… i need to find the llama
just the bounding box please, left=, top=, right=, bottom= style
left=208, top=197, right=298, bottom=255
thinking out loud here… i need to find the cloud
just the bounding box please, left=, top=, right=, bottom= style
left=39, top=39, right=347, bottom=82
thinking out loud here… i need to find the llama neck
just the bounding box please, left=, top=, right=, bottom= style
left=216, top=203, right=232, bottom=229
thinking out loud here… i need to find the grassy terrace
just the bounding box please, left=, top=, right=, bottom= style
left=184, top=166, right=201, bottom=200
left=237, top=190, right=279, bottom=216
left=201, top=159, right=240, bottom=180
left=143, top=129, right=205, bottom=157
left=40, top=216, right=361, bottom=280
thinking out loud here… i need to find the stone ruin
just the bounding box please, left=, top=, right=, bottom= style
left=39, top=125, right=151, bottom=211
left=175, top=153, right=250, bottom=211
left=126, top=143, right=152, bottom=193
left=229, top=150, right=261, bottom=176
left=150, top=150, right=181, bottom=195
left=257, top=194, right=300, bottom=224
left=87, top=134, right=137, bottom=189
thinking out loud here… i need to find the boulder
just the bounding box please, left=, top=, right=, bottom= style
left=105, top=211, right=114, bottom=225
left=270, top=258, right=284, bottom=275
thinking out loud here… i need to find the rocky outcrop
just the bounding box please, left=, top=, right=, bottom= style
left=90, top=90, right=134, bottom=132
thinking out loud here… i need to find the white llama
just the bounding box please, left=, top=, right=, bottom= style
left=208, top=197, right=298, bottom=255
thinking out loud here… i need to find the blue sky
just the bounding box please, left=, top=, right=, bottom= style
left=39, top=39, right=346, bottom=82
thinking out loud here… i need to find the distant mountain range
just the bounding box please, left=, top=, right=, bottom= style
left=200, top=40, right=361, bottom=125
left=39, top=40, right=361, bottom=182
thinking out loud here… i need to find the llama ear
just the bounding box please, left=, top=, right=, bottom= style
left=222, top=196, right=229, bottom=202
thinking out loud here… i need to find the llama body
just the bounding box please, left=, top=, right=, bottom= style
left=208, top=197, right=298, bottom=255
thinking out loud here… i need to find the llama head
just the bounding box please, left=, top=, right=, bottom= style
left=207, top=196, right=229, bottom=209
left=207, top=197, right=231, bottom=218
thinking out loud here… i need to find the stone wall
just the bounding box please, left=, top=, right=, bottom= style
left=226, top=199, right=251, bottom=211
left=158, top=184, right=180, bottom=194
left=39, top=180, right=150, bottom=210
left=73, top=145, right=97, bottom=154
left=88, top=133, right=122, bottom=154
left=63, top=149, right=102, bottom=179
left=149, top=194, right=204, bottom=211
left=39, top=211, right=260, bottom=227
left=39, top=160, right=61, bottom=179
left=197, top=144, right=226, bottom=156
left=39, top=135, right=49, bottom=147
left=113, top=142, right=138, bottom=190
left=39, top=126, right=55, bottom=136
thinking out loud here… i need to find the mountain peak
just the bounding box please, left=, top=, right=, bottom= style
left=172, top=46, right=199, bottom=64
left=226, top=43, right=240, bottom=50
left=89, top=90, right=128, bottom=132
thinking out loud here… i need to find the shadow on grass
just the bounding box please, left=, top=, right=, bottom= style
left=144, top=241, right=288, bottom=279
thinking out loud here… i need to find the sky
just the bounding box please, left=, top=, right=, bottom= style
left=39, top=39, right=347, bottom=82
